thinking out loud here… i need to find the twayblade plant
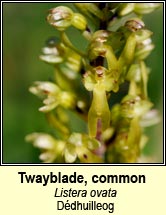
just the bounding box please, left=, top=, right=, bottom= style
left=26, top=3, right=161, bottom=163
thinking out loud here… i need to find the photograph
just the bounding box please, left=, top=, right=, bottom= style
left=2, top=2, right=164, bottom=164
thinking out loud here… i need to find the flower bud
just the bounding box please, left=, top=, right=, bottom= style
left=88, top=42, right=107, bottom=60
left=72, top=13, right=87, bottom=30
left=47, top=6, right=87, bottom=31
left=74, top=3, right=104, bottom=20
left=92, top=30, right=110, bottom=43
left=134, top=3, right=161, bottom=14
left=117, top=3, right=135, bottom=16
left=125, top=18, right=145, bottom=32
left=47, top=6, right=74, bottom=31
left=88, top=30, right=110, bottom=61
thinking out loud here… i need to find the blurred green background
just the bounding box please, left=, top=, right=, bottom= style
left=3, top=3, right=163, bottom=163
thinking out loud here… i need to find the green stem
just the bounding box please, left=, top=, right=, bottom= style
left=61, top=32, right=86, bottom=57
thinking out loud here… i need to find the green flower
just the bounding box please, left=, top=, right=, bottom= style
left=39, top=37, right=65, bottom=64
left=47, top=6, right=87, bottom=31
left=64, top=133, right=102, bottom=163
left=107, top=118, right=141, bottom=163
left=84, top=66, right=116, bottom=137
left=117, top=3, right=161, bottom=16
left=29, top=81, right=75, bottom=112
left=121, top=95, right=153, bottom=119
left=25, top=133, right=66, bottom=163
left=135, top=38, right=154, bottom=60
left=134, top=3, right=161, bottom=14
